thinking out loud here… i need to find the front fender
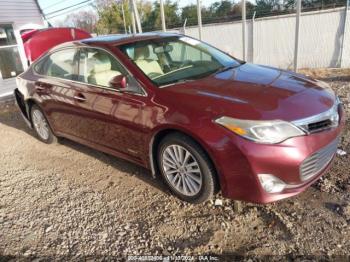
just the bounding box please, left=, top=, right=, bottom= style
left=147, top=122, right=224, bottom=184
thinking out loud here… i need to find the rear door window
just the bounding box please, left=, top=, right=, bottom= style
left=77, top=48, right=127, bottom=88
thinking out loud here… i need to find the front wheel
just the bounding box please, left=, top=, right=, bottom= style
left=157, top=133, right=217, bottom=204
left=30, top=105, right=57, bottom=144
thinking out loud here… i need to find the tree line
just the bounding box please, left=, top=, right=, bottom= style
left=59, top=0, right=347, bottom=34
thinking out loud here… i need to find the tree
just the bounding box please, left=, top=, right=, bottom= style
left=254, top=0, right=282, bottom=15
left=62, top=10, right=98, bottom=33
left=283, top=0, right=343, bottom=10
left=181, top=5, right=198, bottom=25
left=209, top=0, right=234, bottom=17
left=142, top=0, right=180, bottom=31
left=231, top=1, right=256, bottom=17
left=138, top=0, right=153, bottom=24
left=95, top=0, right=131, bottom=34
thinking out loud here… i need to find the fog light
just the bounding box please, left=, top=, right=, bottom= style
left=258, top=174, right=286, bottom=193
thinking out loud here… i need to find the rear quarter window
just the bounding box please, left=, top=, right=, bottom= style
left=33, top=57, right=48, bottom=75
left=33, top=48, right=77, bottom=81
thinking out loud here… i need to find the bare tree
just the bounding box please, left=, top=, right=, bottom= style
left=61, top=10, right=98, bottom=33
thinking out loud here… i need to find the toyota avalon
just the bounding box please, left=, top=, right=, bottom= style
left=15, top=33, right=345, bottom=204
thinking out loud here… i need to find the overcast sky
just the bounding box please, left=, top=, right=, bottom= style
left=38, top=0, right=221, bottom=15
left=38, top=0, right=222, bottom=25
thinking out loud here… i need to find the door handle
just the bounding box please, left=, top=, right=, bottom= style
left=36, top=85, right=45, bottom=91
left=73, top=94, right=86, bottom=102
left=35, top=81, right=52, bottom=90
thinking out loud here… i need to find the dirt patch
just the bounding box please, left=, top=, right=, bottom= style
left=299, top=68, right=350, bottom=81
left=0, top=69, right=349, bottom=259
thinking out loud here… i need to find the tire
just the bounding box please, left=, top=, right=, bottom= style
left=30, top=104, right=57, bottom=144
left=157, top=133, right=217, bottom=204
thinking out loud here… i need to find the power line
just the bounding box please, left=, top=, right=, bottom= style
left=42, top=0, right=73, bottom=10
left=46, top=2, right=94, bottom=19
left=44, top=0, right=94, bottom=16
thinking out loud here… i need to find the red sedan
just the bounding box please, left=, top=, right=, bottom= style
left=15, top=33, right=344, bottom=204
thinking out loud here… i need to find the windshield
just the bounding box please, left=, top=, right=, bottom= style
left=120, top=36, right=241, bottom=87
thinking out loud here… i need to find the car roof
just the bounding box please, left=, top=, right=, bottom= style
left=51, top=32, right=182, bottom=51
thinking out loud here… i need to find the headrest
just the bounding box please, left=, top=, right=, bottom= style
left=91, top=52, right=111, bottom=73
left=134, top=45, right=150, bottom=60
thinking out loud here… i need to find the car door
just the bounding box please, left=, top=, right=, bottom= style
left=68, top=47, right=151, bottom=164
left=33, top=48, right=83, bottom=136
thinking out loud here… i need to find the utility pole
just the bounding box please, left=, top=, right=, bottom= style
left=183, top=18, right=187, bottom=35
left=129, top=0, right=137, bottom=34
left=131, top=0, right=142, bottom=33
left=242, top=0, right=246, bottom=61
left=340, top=0, right=349, bottom=67
left=121, top=1, right=127, bottom=34
left=251, top=11, right=256, bottom=63
left=160, top=0, right=166, bottom=32
left=294, top=0, right=301, bottom=72
left=197, top=0, right=202, bottom=40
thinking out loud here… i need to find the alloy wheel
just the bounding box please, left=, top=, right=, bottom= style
left=32, top=109, right=50, bottom=141
left=161, top=145, right=203, bottom=196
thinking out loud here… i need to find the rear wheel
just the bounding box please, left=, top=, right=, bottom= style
left=30, top=105, right=57, bottom=144
left=157, top=133, right=217, bottom=204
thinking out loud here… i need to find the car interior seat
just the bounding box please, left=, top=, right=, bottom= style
left=134, top=45, right=164, bottom=78
left=88, top=52, right=121, bottom=87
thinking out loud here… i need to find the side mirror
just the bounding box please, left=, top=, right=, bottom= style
left=109, top=75, right=127, bottom=89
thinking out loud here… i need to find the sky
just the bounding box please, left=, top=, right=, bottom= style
left=38, top=0, right=221, bottom=24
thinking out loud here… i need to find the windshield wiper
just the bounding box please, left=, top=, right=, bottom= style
left=159, top=78, right=195, bottom=88
left=213, top=60, right=247, bottom=75
left=214, top=64, right=240, bottom=75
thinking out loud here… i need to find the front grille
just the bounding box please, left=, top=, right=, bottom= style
left=308, top=119, right=332, bottom=133
left=300, top=138, right=339, bottom=181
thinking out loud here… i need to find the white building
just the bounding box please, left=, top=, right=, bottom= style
left=0, top=0, right=45, bottom=98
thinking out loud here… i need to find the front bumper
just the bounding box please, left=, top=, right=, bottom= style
left=216, top=106, right=345, bottom=204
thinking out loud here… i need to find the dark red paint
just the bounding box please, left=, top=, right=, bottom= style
left=21, top=27, right=91, bottom=63
left=15, top=33, right=345, bottom=204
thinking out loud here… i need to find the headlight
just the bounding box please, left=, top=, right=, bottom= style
left=215, top=116, right=305, bottom=144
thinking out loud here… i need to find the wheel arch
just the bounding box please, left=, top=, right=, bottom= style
left=26, top=98, right=42, bottom=124
left=14, top=89, right=39, bottom=128
left=149, top=127, right=221, bottom=191
left=17, top=94, right=50, bottom=131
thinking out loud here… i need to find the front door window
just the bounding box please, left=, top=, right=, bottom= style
left=0, top=24, right=24, bottom=79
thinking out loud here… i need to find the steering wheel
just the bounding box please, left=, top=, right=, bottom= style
left=162, top=64, right=172, bottom=73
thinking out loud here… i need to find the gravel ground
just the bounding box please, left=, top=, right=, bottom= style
left=0, top=69, right=349, bottom=260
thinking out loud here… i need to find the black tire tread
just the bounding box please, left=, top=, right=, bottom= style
left=30, top=104, right=57, bottom=144
left=157, top=132, right=218, bottom=204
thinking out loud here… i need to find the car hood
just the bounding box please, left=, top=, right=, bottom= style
left=160, top=63, right=335, bottom=121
